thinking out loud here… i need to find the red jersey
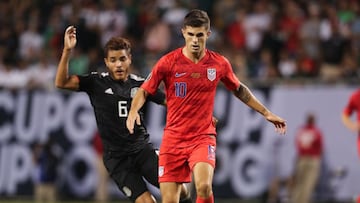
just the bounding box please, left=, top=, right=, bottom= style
left=142, top=48, right=240, bottom=145
left=343, top=89, right=360, bottom=123
left=295, top=124, right=323, bottom=157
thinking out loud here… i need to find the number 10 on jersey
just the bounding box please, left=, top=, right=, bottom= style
left=175, top=82, right=187, bottom=98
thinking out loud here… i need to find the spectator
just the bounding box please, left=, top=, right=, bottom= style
left=32, top=138, right=62, bottom=203
left=291, top=113, right=323, bottom=203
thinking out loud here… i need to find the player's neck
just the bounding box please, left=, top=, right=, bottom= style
left=182, top=48, right=206, bottom=64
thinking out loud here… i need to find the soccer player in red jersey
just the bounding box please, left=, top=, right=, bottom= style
left=342, top=89, right=360, bottom=203
left=342, top=89, right=360, bottom=157
left=127, top=9, right=287, bottom=203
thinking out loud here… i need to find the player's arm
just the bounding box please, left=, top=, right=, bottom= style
left=341, top=112, right=360, bottom=132
left=127, top=88, right=150, bottom=134
left=55, top=26, right=79, bottom=91
left=233, top=83, right=286, bottom=134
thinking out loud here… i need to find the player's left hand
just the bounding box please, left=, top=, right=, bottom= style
left=264, top=112, right=287, bottom=135
left=126, top=111, right=141, bottom=134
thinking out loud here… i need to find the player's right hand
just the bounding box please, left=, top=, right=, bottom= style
left=64, top=26, right=77, bottom=50
left=126, top=111, right=141, bottom=134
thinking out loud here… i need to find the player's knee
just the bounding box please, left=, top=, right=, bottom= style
left=135, top=192, right=157, bottom=203
left=195, top=182, right=212, bottom=198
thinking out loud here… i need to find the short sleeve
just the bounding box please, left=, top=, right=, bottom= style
left=77, top=73, right=97, bottom=93
left=343, top=93, right=356, bottom=116
left=220, top=57, right=240, bottom=91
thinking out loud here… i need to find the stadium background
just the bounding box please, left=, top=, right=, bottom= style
left=0, top=0, right=360, bottom=202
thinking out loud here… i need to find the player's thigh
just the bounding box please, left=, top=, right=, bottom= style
left=112, top=170, right=149, bottom=202
left=188, top=135, right=216, bottom=170
left=158, top=146, right=191, bottom=183
left=193, top=162, right=214, bottom=187
left=160, top=182, right=182, bottom=202
left=136, top=143, right=159, bottom=188
left=104, top=155, right=149, bottom=202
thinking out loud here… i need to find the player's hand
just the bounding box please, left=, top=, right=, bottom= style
left=264, top=112, right=287, bottom=135
left=64, top=26, right=77, bottom=50
left=126, top=111, right=141, bottom=134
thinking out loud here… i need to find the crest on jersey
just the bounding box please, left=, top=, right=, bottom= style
left=130, top=87, right=139, bottom=98
left=208, top=145, right=216, bottom=160
left=159, top=166, right=164, bottom=177
left=207, top=68, right=216, bottom=81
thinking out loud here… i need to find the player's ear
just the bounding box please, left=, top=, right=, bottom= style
left=104, top=58, right=109, bottom=67
left=207, top=30, right=212, bottom=38
left=181, top=28, right=185, bottom=37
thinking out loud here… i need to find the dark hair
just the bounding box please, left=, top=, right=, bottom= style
left=306, top=113, right=315, bottom=125
left=183, top=9, right=210, bottom=30
left=104, top=37, right=131, bottom=58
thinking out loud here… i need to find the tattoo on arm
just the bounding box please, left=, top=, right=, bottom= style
left=235, top=84, right=269, bottom=116
left=236, top=84, right=251, bottom=103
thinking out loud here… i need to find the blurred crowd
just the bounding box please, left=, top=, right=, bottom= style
left=0, top=0, right=360, bottom=91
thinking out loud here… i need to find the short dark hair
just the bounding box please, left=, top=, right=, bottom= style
left=183, top=9, right=210, bottom=30
left=104, top=37, right=131, bottom=58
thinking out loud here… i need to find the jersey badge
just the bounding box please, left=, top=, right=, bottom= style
left=130, top=87, right=139, bottom=98
left=159, top=166, right=164, bottom=177
left=105, top=88, right=114, bottom=95
left=207, top=68, right=216, bottom=81
left=208, top=145, right=216, bottom=160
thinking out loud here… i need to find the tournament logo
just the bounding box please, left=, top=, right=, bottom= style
left=207, top=68, right=216, bottom=81
left=130, top=87, right=138, bottom=98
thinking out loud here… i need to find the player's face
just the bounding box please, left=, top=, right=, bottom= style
left=182, top=25, right=210, bottom=56
left=104, top=49, right=131, bottom=81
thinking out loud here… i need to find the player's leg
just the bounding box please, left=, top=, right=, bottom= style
left=138, top=144, right=192, bottom=203
left=193, top=162, right=214, bottom=202
left=188, top=135, right=216, bottom=203
left=158, top=142, right=192, bottom=203
left=179, top=183, right=193, bottom=203
left=160, top=182, right=182, bottom=203
left=104, top=152, right=156, bottom=203
left=134, top=192, right=156, bottom=203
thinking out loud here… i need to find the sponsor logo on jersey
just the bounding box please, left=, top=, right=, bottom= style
left=159, top=166, right=164, bottom=177
left=191, top=73, right=201, bottom=78
left=207, top=68, right=216, bottom=81
left=104, top=88, right=114, bottom=95
left=130, top=87, right=138, bottom=98
left=175, top=72, right=186, bottom=77
left=208, top=145, right=216, bottom=160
